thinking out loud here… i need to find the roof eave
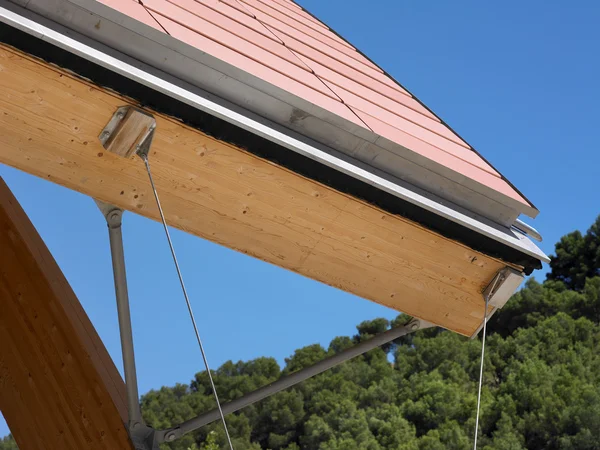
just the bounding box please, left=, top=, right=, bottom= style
left=13, top=0, right=538, bottom=226
left=0, top=0, right=549, bottom=266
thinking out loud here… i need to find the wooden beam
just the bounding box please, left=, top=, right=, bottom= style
left=0, top=44, right=511, bottom=336
left=0, top=177, right=133, bottom=449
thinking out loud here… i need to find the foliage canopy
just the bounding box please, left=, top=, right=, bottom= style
left=2, top=215, right=599, bottom=449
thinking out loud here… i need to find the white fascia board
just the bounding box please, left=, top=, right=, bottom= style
left=0, top=1, right=549, bottom=264
left=11, top=0, right=539, bottom=225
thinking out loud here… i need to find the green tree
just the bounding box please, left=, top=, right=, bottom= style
left=547, top=215, right=600, bottom=290
left=3, top=215, right=600, bottom=450
left=0, top=435, right=17, bottom=450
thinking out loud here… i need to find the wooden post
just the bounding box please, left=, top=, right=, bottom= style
left=0, top=177, right=133, bottom=450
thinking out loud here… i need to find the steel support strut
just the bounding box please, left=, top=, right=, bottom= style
left=95, top=190, right=434, bottom=447
left=158, top=317, right=434, bottom=443
left=95, top=194, right=435, bottom=448
left=96, top=201, right=149, bottom=437
left=90, top=211, right=434, bottom=450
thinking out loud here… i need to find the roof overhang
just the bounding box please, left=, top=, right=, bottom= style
left=7, top=0, right=539, bottom=227
left=0, top=0, right=548, bottom=268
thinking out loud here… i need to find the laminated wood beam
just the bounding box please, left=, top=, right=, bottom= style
left=0, top=176, right=133, bottom=449
left=0, top=43, right=514, bottom=336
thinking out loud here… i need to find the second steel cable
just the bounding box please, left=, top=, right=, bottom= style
left=140, top=153, right=234, bottom=450
left=473, top=274, right=501, bottom=449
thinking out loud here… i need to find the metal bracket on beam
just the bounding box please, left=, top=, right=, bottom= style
left=156, top=317, right=435, bottom=444
left=483, top=267, right=525, bottom=310
left=470, top=267, right=525, bottom=338
left=99, top=105, right=156, bottom=159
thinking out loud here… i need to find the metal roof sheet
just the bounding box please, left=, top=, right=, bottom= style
left=92, top=0, right=534, bottom=216
left=6, top=0, right=540, bottom=229
left=0, top=0, right=548, bottom=264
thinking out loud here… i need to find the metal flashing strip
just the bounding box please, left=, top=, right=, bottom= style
left=0, top=1, right=548, bottom=264
left=470, top=267, right=526, bottom=338
left=484, top=267, right=525, bottom=310
left=10, top=0, right=538, bottom=225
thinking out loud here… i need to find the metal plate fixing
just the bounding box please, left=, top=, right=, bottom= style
left=99, top=105, right=156, bottom=159
left=99, top=105, right=129, bottom=146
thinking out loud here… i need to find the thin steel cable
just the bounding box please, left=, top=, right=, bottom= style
left=141, top=154, right=234, bottom=450
left=473, top=274, right=501, bottom=449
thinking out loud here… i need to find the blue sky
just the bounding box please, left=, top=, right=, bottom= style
left=1, top=0, right=599, bottom=437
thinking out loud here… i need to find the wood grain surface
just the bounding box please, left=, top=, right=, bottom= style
left=0, top=44, right=510, bottom=336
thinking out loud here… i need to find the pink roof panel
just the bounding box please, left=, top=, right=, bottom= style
left=94, top=0, right=163, bottom=30
left=238, top=0, right=365, bottom=62
left=255, top=0, right=329, bottom=32
left=139, top=0, right=367, bottom=127
left=261, top=25, right=418, bottom=108
left=354, top=108, right=525, bottom=203
left=95, top=0, right=532, bottom=210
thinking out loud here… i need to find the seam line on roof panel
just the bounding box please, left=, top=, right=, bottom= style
left=302, top=63, right=474, bottom=151
left=265, top=15, right=386, bottom=79
left=238, top=0, right=355, bottom=53
left=228, top=0, right=287, bottom=46
left=316, top=77, right=373, bottom=131
left=138, top=1, right=171, bottom=34
left=324, top=79, right=475, bottom=153
left=270, top=0, right=306, bottom=18
left=239, top=1, right=410, bottom=101
left=145, top=4, right=312, bottom=76
left=253, top=22, right=429, bottom=117
left=174, top=0, right=286, bottom=46
left=289, top=0, right=536, bottom=209
left=143, top=6, right=347, bottom=104
left=228, top=0, right=372, bottom=131
left=230, top=0, right=314, bottom=71
left=351, top=106, right=502, bottom=179
left=205, top=0, right=285, bottom=45
left=233, top=0, right=373, bottom=132
left=288, top=1, right=478, bottom=144
left=144, top=1, right=310, bottom=75
left=158, top=0, right=307, bottom=72
left=237, top=0, right=381, bottom=74
left=252, top=0, right=333, bottom=35
left=279, top=40, right=421, bottom=113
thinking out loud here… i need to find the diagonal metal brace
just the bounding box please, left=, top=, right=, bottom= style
left=157, top=317, right=434, bottom=443
left=96, top=200, right=143, bottom=426
left=93, top=104, right=438, bottom=447
left=91, top=209, right=435, bottom=449
left=96, top=200, right=161, bottom=449
left=94, top=160, right=435, bottom=447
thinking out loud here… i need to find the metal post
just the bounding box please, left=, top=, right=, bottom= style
left=96, top=200, right=143, bottom=428
left=159, top=318, right=434, bottom=443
